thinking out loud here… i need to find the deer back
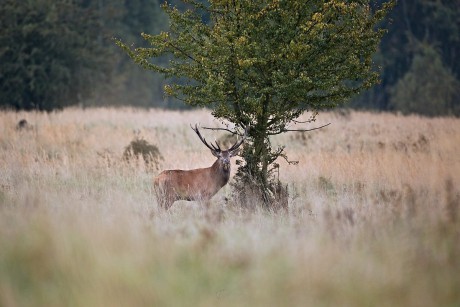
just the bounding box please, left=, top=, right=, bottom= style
left=153, top=125, right=247, bottom=209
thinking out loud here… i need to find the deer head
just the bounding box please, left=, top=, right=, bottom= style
left=153, top=125, right=248, bottom=210
left=191, top=124, right=246, bottom=172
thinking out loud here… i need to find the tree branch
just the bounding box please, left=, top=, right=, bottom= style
left=268, top=122, right=331, bottom=135
left=165, top=40, right=200, bottom=64
left=201, top=126, right=237, bottom=134
left=201, top=124, right=249, bottom=136
left=292, top=119, right=315, bottom=124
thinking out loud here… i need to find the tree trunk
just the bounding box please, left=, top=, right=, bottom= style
left=233, top=95, right=278, bottom=209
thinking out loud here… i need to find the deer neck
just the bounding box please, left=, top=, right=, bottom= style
left=211, top=159, right=230, bottom=187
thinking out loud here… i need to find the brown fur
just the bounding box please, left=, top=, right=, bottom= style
left=153, top=125, right=246, bottom=210
left=153, top=156, right=231, bottom=209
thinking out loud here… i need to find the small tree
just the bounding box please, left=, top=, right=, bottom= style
left=116, top=0, right=393, bottom=208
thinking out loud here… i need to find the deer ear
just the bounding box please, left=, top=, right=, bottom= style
left=229, top=149, right=240, bottom=157
left=211, top=150, right=220, bottom=158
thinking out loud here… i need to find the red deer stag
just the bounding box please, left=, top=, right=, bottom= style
left=153, top=125, right=247, bottom=210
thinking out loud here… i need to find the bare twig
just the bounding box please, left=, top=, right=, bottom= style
left=201, top=125, right=250, bottom=137
left=292, top=111, right=319, bottom=124
left=268, top=122, right=331, bottom=135
left=201, top=126, right=237, bottom=134
left=292, top=118, right=316, bottom=124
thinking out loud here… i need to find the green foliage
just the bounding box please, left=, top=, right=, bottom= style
left=0, top=0, right=176, bottom=111
left=0, top=0, right=113, bottom=111
left=103, top=0, right=172, bottom=108
left=390, top=44, right=460, bottom=117
left=2, top=0, right=457, bottom=115
left=351, top=0, right=460, bottom=114
left=117, top=0, right=393, bottom=208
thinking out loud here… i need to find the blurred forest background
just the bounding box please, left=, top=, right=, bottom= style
left=0, top=0, right=458, bottom=116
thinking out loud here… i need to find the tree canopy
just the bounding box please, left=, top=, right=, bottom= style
left=117, top=0, right=394, bottom=207
left=1, top=0, right=457, bottom=115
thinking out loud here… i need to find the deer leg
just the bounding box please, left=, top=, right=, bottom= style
left=157, top=188, right=174, bottom=210
left=156, top=196, right=173, bottom=210
left=153, top=187, right=163, bottom=209
left=164, top=196, right=174, bottom=210
left=153, top=183, right=171, bottom=210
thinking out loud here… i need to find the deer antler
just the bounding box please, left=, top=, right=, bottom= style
left=228, top=126, right=248, bottom=154
left=192, top=124, right=248, bottom=154
left=191, top=124, right=221, bottom=153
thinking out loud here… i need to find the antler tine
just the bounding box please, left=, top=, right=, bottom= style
left=214, top=139, right=222, bottom=151
left=191, top=124, right=220, bottom=152
left=228, top=126, right=248, bottom=152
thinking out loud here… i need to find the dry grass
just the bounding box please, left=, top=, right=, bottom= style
left=0, top=107, right=459, bottom=307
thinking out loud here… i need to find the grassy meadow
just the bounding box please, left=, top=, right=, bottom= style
left=0, top=107, right=459, bottom=306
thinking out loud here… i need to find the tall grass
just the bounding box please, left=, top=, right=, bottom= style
left=0, top=108, right=459, bottom=306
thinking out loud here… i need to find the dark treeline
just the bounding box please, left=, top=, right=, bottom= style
left=352, top=0, right=460, bottom=116
left=1, top=0, right=459, bottom=116
left=0, top=0, right=174, bottom=111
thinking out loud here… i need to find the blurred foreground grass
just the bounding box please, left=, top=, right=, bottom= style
left=0, top=108, right=459, bottom=306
